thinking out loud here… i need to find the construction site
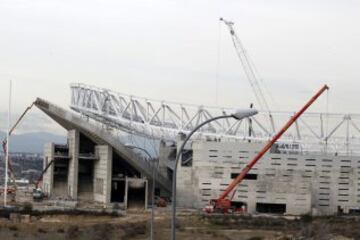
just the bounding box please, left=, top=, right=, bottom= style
left=1, top=2, right=360, bottom=240
left=1, top=80, right=360, bottom=239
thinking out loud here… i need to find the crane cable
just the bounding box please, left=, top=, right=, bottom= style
left=220, top=18, right=276, bottom=134
left=215, top=18, right=222, bottom=106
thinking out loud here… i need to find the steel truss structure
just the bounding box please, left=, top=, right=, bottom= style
left=70, top=83, right=360, bottom=156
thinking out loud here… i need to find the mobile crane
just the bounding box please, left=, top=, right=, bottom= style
left=1, top=101, right=55, bottom=201
left=204, top=84, right=329, bottom=213
left=1, top=103, right=34, bottom=201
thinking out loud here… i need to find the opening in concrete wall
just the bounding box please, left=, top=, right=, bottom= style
left=111, top=180, right=125, bottom=202
left=112, top=152, right=140, bottom=178
left=349, top=208, right=360, bottom=215
left=256, top=203, right=286, bottom=214
left=55, top=144, right=69, bottom=156
left=78, top=160, right=94, bottom=200
left=127, top=179, right=146, bottom=209
left=53, top=159, right=69, bottom=196
left=230, top=201, right=247, bottom=212
left=155, top=187, right=160, bottom=196
left=181, top=149, right=193, bottom=167
left=111, top=152, right=141, bottom=203
left=79, top=133, right=96, bottom=155
left=231, top=173, right=258, bottom=180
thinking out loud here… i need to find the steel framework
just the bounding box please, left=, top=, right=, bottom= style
left=70, top=83, right=360, bottom=156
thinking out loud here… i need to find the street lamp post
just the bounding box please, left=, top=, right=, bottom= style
left=125, top=144, right=156, bottom=240
left=171, top=109, right=258, bottom=240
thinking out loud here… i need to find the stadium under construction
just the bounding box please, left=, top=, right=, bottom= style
left=32, top=82, right=360, bottom=216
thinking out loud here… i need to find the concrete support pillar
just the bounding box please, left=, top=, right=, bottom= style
left=158, top=140, right=175, bottom=179
left=94, top=145, right=113, bottom=204
left=124, top=178, right=128, bottom=209
left=175, top=135, right=196, bottom=207
left=246, top=200, right=257, bottom=214
left=42, top=143, right=55, bottom=196
left=145, top=179, right=148, bottom=210
left=68, top=129, right=79, bottom=199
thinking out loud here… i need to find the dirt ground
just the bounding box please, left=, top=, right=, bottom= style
left=0, top=209, right=359, bottom=240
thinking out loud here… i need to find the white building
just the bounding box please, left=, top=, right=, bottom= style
left=175, top=140, right=360, bottom=216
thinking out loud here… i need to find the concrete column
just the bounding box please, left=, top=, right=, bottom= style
left=175, top=136, right=196, bottom=207
left=67, top=129, right=79, bottom=199
left=158, top=140, right=175, bottom=178
left=145, top=179, right=148, bottom=210
left=124, top=177, right=129, bottom=209
left=94, top=145, right=113, bottom=204
left=246, top=199, right=257, bottom=214
left=42, top=143, right=55, bottom=196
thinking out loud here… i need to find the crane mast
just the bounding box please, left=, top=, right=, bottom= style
left=220, top=18, right=276, bottom=133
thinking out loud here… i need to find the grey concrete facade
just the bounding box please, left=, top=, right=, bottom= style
left=176, top=141, right=360, bottom=216
left=37, top=97, right=360, bottom=215
left=35, top=98, right=171, bottom=193
left=42, top=143, right=54, bottom=195
left=68, top=130, right=79, bottom=199
left=42, top=129, right=151, bottom=209
left=35, top=97, right=171, bottom=209
left=93, top=145, right=112, bottom=203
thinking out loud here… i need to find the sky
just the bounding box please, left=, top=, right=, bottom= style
left=0, top=0, right=359, bottom=135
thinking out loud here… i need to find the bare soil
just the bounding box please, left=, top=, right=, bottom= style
left=0, top=209, right=359, bottom=240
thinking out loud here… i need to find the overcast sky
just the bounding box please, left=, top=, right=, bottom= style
left=0, top=0, right=359, bottom=135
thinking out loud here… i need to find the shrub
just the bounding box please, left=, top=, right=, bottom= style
left=300, top=214, right=313, bottom=223
left=67, top=225, right=80, bottom=239
left=8, top=225, right=18, bottom=231
left=247, top=237, right=264, bottom=240
left=23, top=202, right=33, bottom=213
left=38, top=228, right=47, bottom=233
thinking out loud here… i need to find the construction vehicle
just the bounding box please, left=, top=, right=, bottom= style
left=1, top=100, right=54, bottom=202
left=32, top=188, right=45, bottom=201
left=31, top=159, right=54, bottom=201
left=204, top=85, right=329, bottom=214
left=155, top=196, right=167, bottom=207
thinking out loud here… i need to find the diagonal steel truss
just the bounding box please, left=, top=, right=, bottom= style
left=70, top=83, right=360, bottom=156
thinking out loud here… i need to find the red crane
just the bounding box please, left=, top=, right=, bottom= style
left=1, top=102, right=34, bottom=199
left=204, top=85, right=329, bottom=213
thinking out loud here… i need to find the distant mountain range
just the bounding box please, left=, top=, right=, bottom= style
left=0, top=131, right=66, bottom=153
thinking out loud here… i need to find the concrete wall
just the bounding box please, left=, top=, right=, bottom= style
left=68, top=130, right=79, bottom=199
left=94, top=145, right=113, bottom=204
left=43, top=129, right=151, bottom=209
left=53, top=180, right=67, bottom=196
left=77, top=161, right=94, bottom=201
left=177, top=140, right=360, bottom=215
left=42, top=143, right=54, bottom=196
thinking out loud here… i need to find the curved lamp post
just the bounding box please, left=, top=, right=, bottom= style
left=171, top=109, right=258, bottom=240
left=125, top=144, right=156, bottom=240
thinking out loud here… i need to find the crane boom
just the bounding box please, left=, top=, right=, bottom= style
left=1, top=102, right=35, bottom=194
left=206, top=84, right=329, bottom=213
left=220, top=18, right=276, bottom=133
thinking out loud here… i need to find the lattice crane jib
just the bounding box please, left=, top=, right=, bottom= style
left=70, top=83, right=360, bottom=156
